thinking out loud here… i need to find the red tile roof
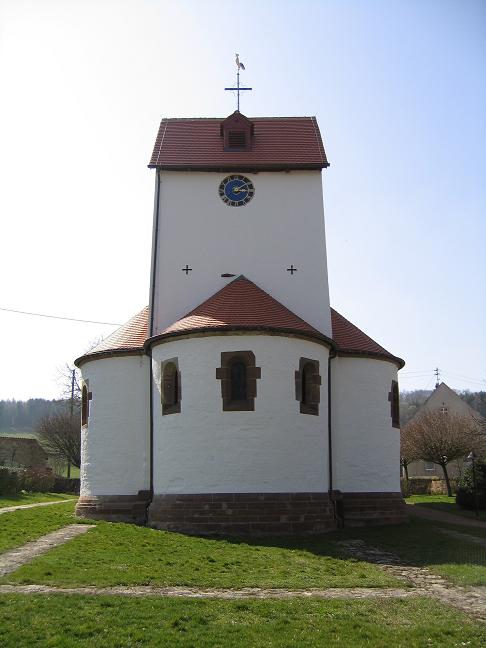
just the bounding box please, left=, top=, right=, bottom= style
left=75, top=279, right=403, bottom=368
left=161, top=276, right=320, bottom=336
left=87, top=307, right=149, bottom=355
left=149, top=114, right=329, bottom=170
left=331, top=308, right=390, bottom=356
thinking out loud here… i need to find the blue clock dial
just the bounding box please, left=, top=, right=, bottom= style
left=219, top=175, right=255, bottom=207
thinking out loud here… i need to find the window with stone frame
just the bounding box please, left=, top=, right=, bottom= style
left=216, top=351, right=261, bottom=411
left=295, top=358, right=321, bottom=415
left=390, top=380, right=400, bottom=428
left=81, top=383, right=91, bottom=427
left=161, top=360, right=181, bottom=415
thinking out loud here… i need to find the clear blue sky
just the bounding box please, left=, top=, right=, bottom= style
left=0, top=0, right=484, bottom=398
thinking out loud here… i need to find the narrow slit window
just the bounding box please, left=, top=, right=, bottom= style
left=81, top=384, right=89, bottom=427
left=295, top=358, right=321, bottom=415
left=390, top=380, right=400, bottom=428
left=216, top=351, right=261, bottom=411
left=162, top=360, right=181, bottom=415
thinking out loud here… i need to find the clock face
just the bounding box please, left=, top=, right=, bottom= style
left=219, top=175, right=255, bottom=207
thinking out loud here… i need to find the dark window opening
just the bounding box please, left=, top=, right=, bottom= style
left=228, top=131, right=247, bottom=148
left=216, top=351, right=261, bottom=411
left=295, top=358, right=321, bottom=415
left=81, top=384, right=89, bottom=426
left=162, top=361, right=181, bottom=415
left=230, top=360, right=247, bottom=401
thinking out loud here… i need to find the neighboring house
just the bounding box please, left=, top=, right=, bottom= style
left=0, top=437, right=49, bottom=470
left=405, top=382, right=482, bottom=479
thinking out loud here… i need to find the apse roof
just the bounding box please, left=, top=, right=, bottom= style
left=76, top=277, right=403, bottom=368
left=149, top=114, right=329, bottom=170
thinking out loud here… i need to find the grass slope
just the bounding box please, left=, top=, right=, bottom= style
left=2, top=520, right=399, bottom=589
left=406, top=494, right=486, bottom=521
left=0, top=501, right=85, bottom=553
left=0, top=492, right=76, bottom=508
left=0, top=595, right=484, bottom=648
left=335, top=516, right=486, bottom=587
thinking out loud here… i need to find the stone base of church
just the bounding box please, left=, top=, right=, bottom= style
left=75, top=491, right=151, bottom=525
left=75, top=491, right=407, bottom=533
left=147, top=492, right=337, bottom=536
left=340, top=492, right=407, bottom=527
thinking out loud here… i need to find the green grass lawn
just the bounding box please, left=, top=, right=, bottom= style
left=0, top=501, right=88, bottom=553
left=0, top=595, right=484, bottom=647
left=0, top=492, right=76, bottom=508
left=406, top=494, right=486, bottom=521
left=2, top=519, right=400, bottom=589
left=334, top=516, right=486, bottom=587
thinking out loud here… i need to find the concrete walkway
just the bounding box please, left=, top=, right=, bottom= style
left=406, top=503, right=486, bottom=529
left=0, top=499, right=76, bottom=515
left=0, top=525, right=95, bottom=577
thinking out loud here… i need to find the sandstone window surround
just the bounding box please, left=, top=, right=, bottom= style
left=390, top=379, right=400, bottom=428
left=295, top=358, right=321, bottom=415
left=81, top=382, right=91, bottom=427
left=216, top=351, right=261, bottom=411
left=161, top=359, right=181, bottom=415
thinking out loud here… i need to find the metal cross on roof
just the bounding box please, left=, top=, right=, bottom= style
left=224, top=53, right=252, bottom=112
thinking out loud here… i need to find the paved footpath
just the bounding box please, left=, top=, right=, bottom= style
left=337, top=539, right=486, bottom=623
left=406, top=504, right=486, bottom=529
left=0, top=499, right=76, bottom=515
left=0, top=525, right=95, bottom=577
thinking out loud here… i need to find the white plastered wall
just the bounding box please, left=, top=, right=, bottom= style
left=79, top=355, right=150, bottom=496
left=151, top=334, right=330, bottom=494
left=331, top=357, right=400, bottom=492
left=151, top=170, right=332, bottom=337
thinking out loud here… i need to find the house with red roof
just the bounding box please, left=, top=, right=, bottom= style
left=75, top=108, right=406, bottom=534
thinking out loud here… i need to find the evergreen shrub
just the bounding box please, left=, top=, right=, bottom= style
left=456, top=459, right=486, bottom=510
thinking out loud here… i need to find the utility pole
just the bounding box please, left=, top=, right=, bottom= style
left=434, top=367, right=440, bottom=389
left=67, top=368, right=75, bottom=479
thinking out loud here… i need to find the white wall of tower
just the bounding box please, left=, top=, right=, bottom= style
left=150, top=170, right=332, bottom=337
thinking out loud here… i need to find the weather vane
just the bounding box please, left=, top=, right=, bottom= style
left=224, top=53, right=252, bottom=112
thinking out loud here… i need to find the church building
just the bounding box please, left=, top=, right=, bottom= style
left=75, top=106, right=406, bottom=534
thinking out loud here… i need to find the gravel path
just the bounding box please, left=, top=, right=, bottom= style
left=406, top=504, right=486, bottom=529
left=0, top=525, right=95, bottom=577
left=337, top=539, right=486, bottom=622
left=0, top=499, right=76, bottom=515
left=0, top=583, right=424, bottom=600
left=438, top=527, right=486, bottom=547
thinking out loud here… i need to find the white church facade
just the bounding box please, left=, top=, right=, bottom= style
left=75, top=110, right=406, bottom=534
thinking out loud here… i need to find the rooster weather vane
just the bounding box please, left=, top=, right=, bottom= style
left=224, top=53, right=252, bottom=111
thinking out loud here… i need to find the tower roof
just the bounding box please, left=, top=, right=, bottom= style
left=149, top=114, right=329, bottom=170
left=75, top=278, right=403, bottom=368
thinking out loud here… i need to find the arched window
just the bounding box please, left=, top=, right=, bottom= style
left=161, top=360, right=181, bottom=415
left=295, top=358, right=321, bottom=415
left=81, top=384, right=89, bottom=427
left=216, top=351, right=261, bottom=411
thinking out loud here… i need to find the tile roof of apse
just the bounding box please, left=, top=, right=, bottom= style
left=148, top=114, right=329, bottom=170
left=75, top=278, right=403, bottom=368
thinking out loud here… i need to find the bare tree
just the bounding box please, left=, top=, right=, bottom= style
left=404, top=411, right=482, bottom=496
left=36, top=413, right=81, bottom=469
left=400, top=426, right=417, bottom=481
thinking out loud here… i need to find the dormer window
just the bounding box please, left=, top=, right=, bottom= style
left=221, top=111, right=253, bottom=152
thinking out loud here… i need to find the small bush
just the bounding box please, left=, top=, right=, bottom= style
left=0, top=467, right=23, bottom=495
left=456, top=459, right=486, bottom=510
left=22, top=470, right=56, bottom=493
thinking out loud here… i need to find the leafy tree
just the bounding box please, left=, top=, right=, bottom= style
left=403, top=411, right=483, bottom=496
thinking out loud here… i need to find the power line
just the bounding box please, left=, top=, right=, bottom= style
left=0, top=307, right=121, bottom=326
